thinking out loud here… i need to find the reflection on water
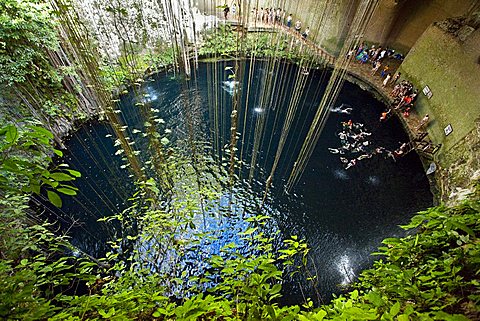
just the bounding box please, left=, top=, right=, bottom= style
left=221, top=80, right=239, bottom=96
left=333, top=169, right=350, bottom=180
left=337, top=254, right=356, bottom=286
left=39, top=61, right=432, bottom=304
left=367, top=175, right=381, bottom=186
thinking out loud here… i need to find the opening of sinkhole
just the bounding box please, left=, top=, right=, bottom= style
left=35, top=61, right=433, bottom=304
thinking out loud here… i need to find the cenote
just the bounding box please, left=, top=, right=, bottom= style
left=38, top=61, right=432, bottom=304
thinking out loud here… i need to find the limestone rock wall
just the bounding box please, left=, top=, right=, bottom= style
left=364, top=0, right=477, bottom=53
left=398, top=23, right=480, bottom=202
left=196, top=0, right=359, bottom=55
left=199, top=0, right=477, bottom=55
left=72, top=0, right=197, bottom=59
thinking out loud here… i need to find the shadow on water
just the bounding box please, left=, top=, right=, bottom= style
left=36, top=61, right=432, bottom=305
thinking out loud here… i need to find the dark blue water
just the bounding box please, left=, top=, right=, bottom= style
left=39, top=61, right=432, bottom=304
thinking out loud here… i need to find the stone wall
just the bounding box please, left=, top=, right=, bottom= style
left=364, top=0, right=477, bottom=53
left=195, top=0, right=359, bottom=55
left=199, top=0, right=477, bottom=55
left=398, top=23, right=480, bottom=202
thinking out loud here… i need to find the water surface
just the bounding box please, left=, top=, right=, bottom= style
left=40, top=61, right=432, bottom=303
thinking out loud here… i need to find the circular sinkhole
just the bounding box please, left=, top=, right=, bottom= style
left=37, top=61, right=433, bottom=304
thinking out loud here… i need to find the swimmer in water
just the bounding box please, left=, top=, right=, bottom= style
left=331, top=104, right=353, bottom=114
left=357, top=154, right=372, bottom=161
left=353, top=123, right=364, bottom=130
left=374, top=147, right=385, bottom=154
left=345, top=159, right=357, bottom=170
left=360, top=131, right=372, bottom=137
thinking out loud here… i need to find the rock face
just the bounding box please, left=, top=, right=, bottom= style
left=398, top=18, right=480, bottom=203
left=364, top=0, right=477, bottom=52
left=196, top=0, right=477, bottom=55
left=71, top=0, right=197, bottom=59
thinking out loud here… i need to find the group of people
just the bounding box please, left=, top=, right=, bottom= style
left=222, top=5, right=311, bottom=40
left=252, top=7, right=285, bottom=25
left=328, top=116, right=416, bottom=168
left=390, top=80, right=418, bottom=117
left=378, top=79, right=420, bottom=123
left=347, top=43, right=404, bottom=89
left=251, top=7, right=310, bottom=38
left=328, top=120, right=381, bottom=170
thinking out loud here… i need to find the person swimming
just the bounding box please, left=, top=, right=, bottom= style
left=357, top=154, right=372, bottom=161
left=330, top=103, right=353, bottom=114
left=345, top=159, right=357, bottom=170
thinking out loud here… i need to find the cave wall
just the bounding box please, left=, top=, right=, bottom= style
left=363, top=0, right=478, bottom=53
left=194, top=0, right=359, bottom=55
left=398, top=24, right=480, bottom=202
left=198, top=0, right=477, bottom=55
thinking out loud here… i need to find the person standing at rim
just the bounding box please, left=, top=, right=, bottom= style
left=223, top=4, right=230, bottom=20
left=391, top=72, right=401, bottom=85
left=371, top=61, right=381, bottom=75
left=286, top=13, right=293, bottom=28
left=382, top=73, right=392, bottom=87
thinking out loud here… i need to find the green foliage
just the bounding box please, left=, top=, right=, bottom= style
left=0, top=0, right=58, bottom=86
left=0, top=0, right=88, bottom=127
left=100, top=46, right=176, bottom=90
left=1, top=122, right=479, bottom=320
left=0, top=123, right=92, bottom=320
left=0, top=124, right=79, bottom=204
left=353, top=201, right=480, bottom=319
left=199, top=24, right=323, bottom=66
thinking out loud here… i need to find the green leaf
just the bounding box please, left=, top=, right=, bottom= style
left=313, top=310, right=327, bottom=320
left=398, top=314, right=409, bottom=321
left=271, top=284, right=281, bottom=294
left=50, top=172, right=75, bottom=181
left=31, top=183, right=41, bottom=195
left=53, top=149, right=63, bottom=157
left=5, top=125, right=18, bottom=143
left=65, top=169, right=81, bottom=177
left=366, top=291, right=383, bottom=307
left=27, top=125, right=54, bottom=139
left=389, top=302, right=400, bottom=317
left=57, top=188, right=77, bottom=196
left=351, top=289, right=359, bottom=300
left=240, top=227, right=257, bottom=235
left=47, top=190, right=62, bottom=207
left=161, top=137, right=169, bottom=145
